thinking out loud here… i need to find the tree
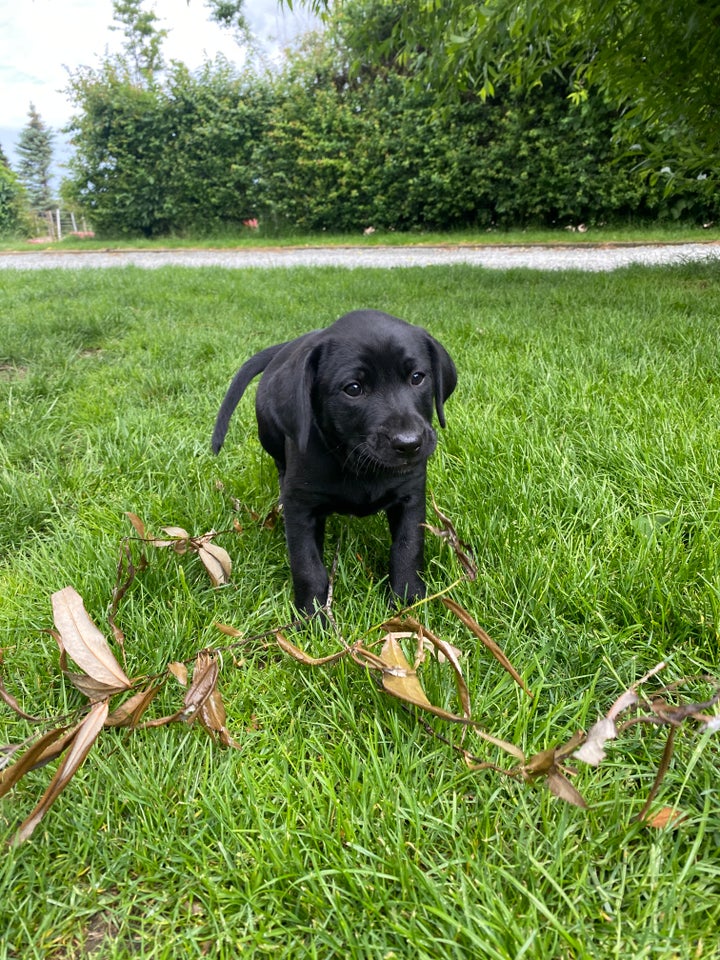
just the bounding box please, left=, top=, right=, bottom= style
left=16, top=104, right=55, bottom=212
left=65, top=59, right=269, bottom=236
left=0, top=146, right=28, bottom=237
left=285, top=0, right=720, bottom=188
left=110, top=0, right=168, bottom=84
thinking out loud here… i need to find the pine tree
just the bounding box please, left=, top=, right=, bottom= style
left=16, top=104, right=55, bottom=212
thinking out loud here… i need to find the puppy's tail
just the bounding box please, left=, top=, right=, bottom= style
left=211, top=343, right=287, bottom=454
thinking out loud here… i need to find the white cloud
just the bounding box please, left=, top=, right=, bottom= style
left=0, top=0, right=316, bottom=131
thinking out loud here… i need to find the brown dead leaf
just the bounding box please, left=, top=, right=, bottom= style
left=442, top=597, right=533, bottom=698
left=636, top=726, right=678, bottom=824
left=546, top=769, right=588, bottom=808
left=382, top=617, right=472, bottom=721
left=649, top=688, right=720, bottom=725
left=275, top=632, right=350, bottom=667
left=126, top=515, right=233, bottom=586
left=125, top=511, right=148, bottom=539
left=522, top=745, right=558, bottom=778
left=105, top=685, right=163, bottom=728
left=168, top=661, right=189, bottom=686
left=521, top=732, right=587, bottom=807
left=247, top=505, right=281, bottom=530
left=642, top=805, right=687, bottom=829
left=0, top=726, right=76, bottom=798
left=421, top=637, right=463, bottom=665
left=378, top=633, right=435, bottom=712
left=197, top=541, right=232, bottom=586
left=423, top=495, right=477, bottom=580
left=157, top=526, right=191, bottom=553
left=183, top=652, right=220, bottom=719
left=198, top=687, right=242, bottom=750
left=573, top=717, right=616, bottom=766
left=214, top=622, right=244, bottom=640
left=180, top=652, right=242, bottom=749
left=13, top=700, right=109, bottom=845
left=51, top=587, right=131, bottom=698
left=0, top=673, right=45, bottom=722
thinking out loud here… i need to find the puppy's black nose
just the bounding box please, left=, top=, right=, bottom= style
left=392, top=432, right=423, bottom=455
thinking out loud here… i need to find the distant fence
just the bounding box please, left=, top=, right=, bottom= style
left=33, top=209, right=93, bottom=241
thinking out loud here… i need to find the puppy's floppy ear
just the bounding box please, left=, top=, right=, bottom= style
left=427, top=335, right=457, bottom=428
left=270, top=339, right=322, bottom=454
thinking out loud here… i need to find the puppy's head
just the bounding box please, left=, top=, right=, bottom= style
left=307, top=311, right=457, bottom=475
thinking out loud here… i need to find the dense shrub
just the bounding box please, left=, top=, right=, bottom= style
left=0, top=163, right=29, bottom=237
left=65, top=59, right=268, bottom=237
left=250, top=41, right=718, bottom=231
left=63, top=34, right=719, bottom=236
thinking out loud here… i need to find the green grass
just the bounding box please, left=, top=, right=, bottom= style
left=1, top=261, right=719, bottom=958
left=1, top=221, right=719, bottom=252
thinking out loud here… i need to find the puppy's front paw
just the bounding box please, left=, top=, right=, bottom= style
left=390, top=575, right=426, bottom=607
left=293, top=577, right=330, bottom=618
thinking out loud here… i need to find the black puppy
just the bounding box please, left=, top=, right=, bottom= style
left=212, top=309, right=456, bottom=614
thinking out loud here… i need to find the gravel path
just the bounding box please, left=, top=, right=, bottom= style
left=1, top=241, right=719, bottom=271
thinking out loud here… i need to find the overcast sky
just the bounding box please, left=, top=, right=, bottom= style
left=0, top=0, right=317, bottom=135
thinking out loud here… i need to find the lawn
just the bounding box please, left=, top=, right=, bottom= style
left=1, top=261, right=719, bottom=958
left=1, top=221, right=719, bottom=252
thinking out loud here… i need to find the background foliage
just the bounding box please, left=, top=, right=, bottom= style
left=59, top=1, right=719, bottom=238
left=0, top=151, right=29, bottom=237
left=293, top=0, right=720, bottom=192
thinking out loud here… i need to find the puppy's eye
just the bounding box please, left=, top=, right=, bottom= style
left=410, top=371, right=426, bottom=386
left=343, top=381, right=363, bottom=397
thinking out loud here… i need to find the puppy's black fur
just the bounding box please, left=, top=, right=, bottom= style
left=212, top=309, right=456, bottom=614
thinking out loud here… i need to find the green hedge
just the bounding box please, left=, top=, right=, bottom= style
left=63, top=39, right=719, bottom=237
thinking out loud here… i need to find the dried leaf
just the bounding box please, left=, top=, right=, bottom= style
left=13, top=700, right=109, bottom=845
left=442, top=598, right=533, bottom=698
left=649, top=688, right=720, bottom=725
left=105, top=685, right=163, bottom=728
left=523, top=745, right=558, bottom=778
left=382, top=617, right=472, bottom=720
left=248, top=505, right=281, bottom=529
left=51, top=587, right=131, bottom=697
left=168, top=661, right=189, bottom=686
left=157, top=526, right=191, bottom=553
left=175, top=652, right=242, bottom=749
left=421, top=637, right=463, bottom=665
left=0, top=726, right=75, bottom=798
left=573, top=717, right=617, bottom=766
left=606, top=689, right=639, bottom=722
left=0, top=674, right=45, bottom=722
left=183, top=652, right=220, bottom=719
left=275, top=632, right=349, bottom=667
left=125, top=511, right=147, bottom=539
left=198, top=688, right=242, bottom=750
left=379, top=634, right=434, bottom=712
left=215, top=622, right=244, bottom=639
left=25, top=727, right=83, bottom=774
left=423, top=495, right=477, bottom=580
left=636, top=726, right=678, bottom=824
left=546, top=769, right=588, bottom=808
left=197, top=542, right=232, bottom=586
left=642, top=806, right=687, bottom=829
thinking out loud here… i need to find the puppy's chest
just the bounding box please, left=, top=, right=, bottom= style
left=287, top=472, right=416, bottom=518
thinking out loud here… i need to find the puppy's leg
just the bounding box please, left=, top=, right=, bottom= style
left=283, top=504, right=329, bottom=614
left=386, top=495, right=427, bottom=603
